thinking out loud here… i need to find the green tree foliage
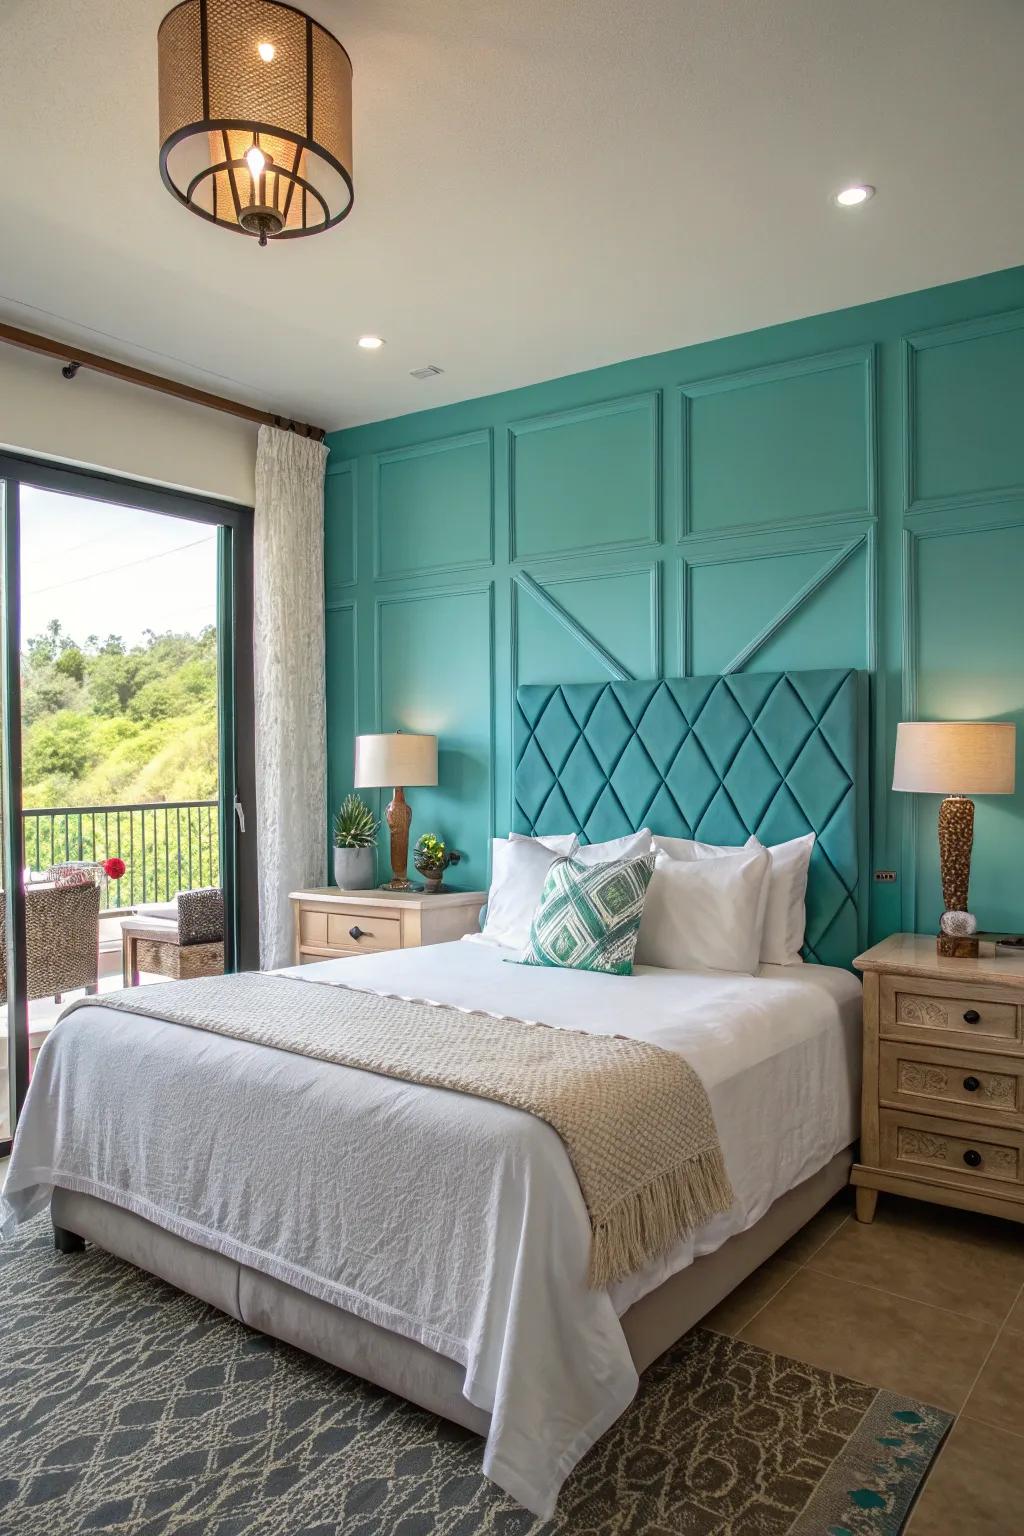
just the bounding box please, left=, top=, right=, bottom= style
left=21, top=622, right=218, bottom=808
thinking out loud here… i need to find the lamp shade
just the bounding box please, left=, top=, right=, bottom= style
left=354, top=733, right=438, bottom=790
left=892, top=721, right=1016, bottom=795
left=158, top=0, right=353, bottom=245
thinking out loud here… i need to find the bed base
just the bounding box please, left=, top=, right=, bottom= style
left=50, top=1148, right=851, bottom=1433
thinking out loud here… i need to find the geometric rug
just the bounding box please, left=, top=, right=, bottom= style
left=0, top=1213, right=951, bottom=1536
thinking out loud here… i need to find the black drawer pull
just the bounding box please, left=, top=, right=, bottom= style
left=963, top=1009, right=981, bottom=1024
left=963, top=1149, right=983, bottom=1168
left=349, top=925, right=364, bottom=940
left=963, top=1076, right=980, bottom=1092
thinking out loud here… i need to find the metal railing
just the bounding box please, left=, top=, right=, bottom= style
left=21, top=800, right=219, bottom=910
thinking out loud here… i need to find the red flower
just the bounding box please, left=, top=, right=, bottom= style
left=103, top=857, right=126, bottom=880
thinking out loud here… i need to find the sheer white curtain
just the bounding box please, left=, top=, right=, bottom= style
left=254, top=425, right=329, bottom=968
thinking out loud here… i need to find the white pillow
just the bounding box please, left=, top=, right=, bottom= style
left=744, top=833, right=814, bottom=967
left=483, top=837, right=568, bottom=950
left=575, top=829, right=652, bottom=864
left=514, top=829, right=652, bottom=863
left=635, top=845, right=771, bottom=974
left=652, top=832, right=814, bottom=967
left=653, top=834, right=754, bottom=861
left=510, top=832, right=578, bottom=856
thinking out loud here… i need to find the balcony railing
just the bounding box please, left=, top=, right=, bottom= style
left=21, top=800, right=220, bottom=910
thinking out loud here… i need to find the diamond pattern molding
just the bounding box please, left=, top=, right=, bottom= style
left=515, top=669, right=865, bottom=968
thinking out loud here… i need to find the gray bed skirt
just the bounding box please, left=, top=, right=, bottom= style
left=50, top=1148, right=852, bottom=1437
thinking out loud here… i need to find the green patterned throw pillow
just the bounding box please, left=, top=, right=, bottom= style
left=518, top=852, right=656, bottom=975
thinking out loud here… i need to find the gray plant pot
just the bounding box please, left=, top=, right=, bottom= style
left=333, top=846, right=375, bottom=891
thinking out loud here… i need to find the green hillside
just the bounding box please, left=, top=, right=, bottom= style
left=21, top=621, right=218, bottom=809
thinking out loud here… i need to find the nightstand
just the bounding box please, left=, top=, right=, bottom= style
left=852, top=933, right=1024, bottom=1226
left=289, top=887, right=487, bottom=966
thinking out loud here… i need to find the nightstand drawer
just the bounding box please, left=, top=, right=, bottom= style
left=879, top=1041, right=1023, bottom=1125
left=298, top=907, right=402, bottom=953
left=879, top=1109, right=1024, bottom=1191
left=881, top=975, right=1021, bottom=1048
left=325, top=912, right=402, bottom=953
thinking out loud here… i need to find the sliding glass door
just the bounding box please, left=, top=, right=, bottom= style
left=1, top=477, right=25, bottom=1145
left=0, top=454, right=255, bottom=1156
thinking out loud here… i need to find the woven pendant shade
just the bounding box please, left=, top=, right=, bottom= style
left=158, top=0, right=353, bottom=245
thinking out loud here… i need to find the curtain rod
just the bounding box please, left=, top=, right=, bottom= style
left=0, top=322, right=325, bottom=441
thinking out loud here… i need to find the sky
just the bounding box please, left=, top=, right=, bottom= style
left=19, top=486, right=218, bottom=650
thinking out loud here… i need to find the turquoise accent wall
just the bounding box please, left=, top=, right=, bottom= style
left=326, top=265, right=1024, bottom=942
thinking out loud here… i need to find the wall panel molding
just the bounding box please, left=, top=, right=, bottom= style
left=903, top=307, right=1024, bottom=515
left=324, top=598, right=359, bottom=856
left=678, top=523, right=874, bottom=678
left=899, top=501, right=1024, bottom=933
left=324, top=457, right=357, bottom=600
left=372, top=429, right=494, bottom=580
left=512, top=563, right=661, bottom=683
left=373, top=580, right=496, bottom=858
left=508, top=391, right=660, bottom=562
left=675, top=344, right=877, bottom=540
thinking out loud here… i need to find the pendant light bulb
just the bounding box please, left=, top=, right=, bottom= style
left=245, top=143, right=266, bottom=180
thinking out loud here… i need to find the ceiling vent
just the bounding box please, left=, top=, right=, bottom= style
left=410, top=364, right=444, bottom=380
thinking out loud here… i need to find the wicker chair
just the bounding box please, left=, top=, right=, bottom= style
left=0, top=880, right=101, bottom=1005
left=120, top=887, right=224, bottom=986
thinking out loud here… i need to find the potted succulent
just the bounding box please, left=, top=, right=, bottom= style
left=333, top=794, right=379, bottom=889
left=413, top=833, right=461, bottom=894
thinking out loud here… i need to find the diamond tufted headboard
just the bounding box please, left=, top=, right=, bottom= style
left=513, top=669, right=868, bottom=969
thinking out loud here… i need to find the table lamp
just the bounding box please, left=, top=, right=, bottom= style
left=354, top=732, right=438, bottom=890
left=893, top=720, right=1016, bottom=956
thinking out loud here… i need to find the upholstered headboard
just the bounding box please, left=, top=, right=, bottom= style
left=513, top=669, right=868, bottom=968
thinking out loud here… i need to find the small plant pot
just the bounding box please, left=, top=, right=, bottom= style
left=333, top=846, right=375, bottom=891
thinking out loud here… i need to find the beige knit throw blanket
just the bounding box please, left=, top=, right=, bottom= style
left=64, top=972, right=733, bottom=1288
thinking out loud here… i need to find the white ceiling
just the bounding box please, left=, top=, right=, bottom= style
left=2, top=0, right=1023, bottom=433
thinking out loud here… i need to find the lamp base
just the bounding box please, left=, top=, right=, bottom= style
left=938, top=794, right=974, bottom=915
left=384, top=786, right=414, bottom=886
left=936, top=932, right=979, bottom=959
left=378, top=877, right=420, bottom=893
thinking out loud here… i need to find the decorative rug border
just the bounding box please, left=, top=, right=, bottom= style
left=789, top=1386, right=953, bottom=1534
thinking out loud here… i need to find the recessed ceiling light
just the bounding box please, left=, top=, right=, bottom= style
left=257, top=41, right=275, bottom=62
left=834, top=184, right=875, bottom=207
left=358, top=335, right=385, bottom=350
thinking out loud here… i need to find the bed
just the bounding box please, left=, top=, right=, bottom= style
left=0, top=668, right=868, bottom=1518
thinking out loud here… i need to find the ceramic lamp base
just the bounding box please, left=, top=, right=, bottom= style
left=383, top=786, right=413, bottom=887
left=379, top=877, right=420, bottom=892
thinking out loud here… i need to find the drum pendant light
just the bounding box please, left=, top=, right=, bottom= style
left=158, top=0, right=353, bottom=246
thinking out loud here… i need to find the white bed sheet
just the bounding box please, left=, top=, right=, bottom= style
left=1, top=940, right=861, bottom=1518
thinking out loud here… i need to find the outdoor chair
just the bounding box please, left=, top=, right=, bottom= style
left=0, top=878, right=101, bottom=1005
left=120, top=886, right=224, bottom=986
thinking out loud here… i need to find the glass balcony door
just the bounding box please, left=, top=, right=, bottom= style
left=1, top=476, right=26, bottom=1147
left=0, top=454, right=255, bottom=1157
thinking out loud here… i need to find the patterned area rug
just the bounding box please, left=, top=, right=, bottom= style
left=0, top=1214, right=950, bottom=1536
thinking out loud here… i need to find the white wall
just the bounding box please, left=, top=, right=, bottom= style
left=0, top=345, right=257, bottom=505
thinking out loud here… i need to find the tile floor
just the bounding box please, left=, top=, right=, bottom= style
left=703, top=1188, right=1024, bottom=1533
left=0, top=1159, right=1019, bottom=1531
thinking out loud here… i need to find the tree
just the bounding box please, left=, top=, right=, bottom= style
left=20, top=625, right=218, bottom=808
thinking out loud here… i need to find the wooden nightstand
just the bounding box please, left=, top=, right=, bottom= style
left=853, top=933, right=1024, bottom=1226
left=289, top=887, right=487, bottom=966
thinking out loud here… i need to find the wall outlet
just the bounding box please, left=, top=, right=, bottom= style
left=874, top=870, right=898, bottom=883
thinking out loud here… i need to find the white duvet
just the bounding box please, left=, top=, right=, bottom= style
left=1, top=939, right=861, bottom=1518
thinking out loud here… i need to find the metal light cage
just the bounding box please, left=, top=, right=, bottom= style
left=158, top=0, right=353, bottom=244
